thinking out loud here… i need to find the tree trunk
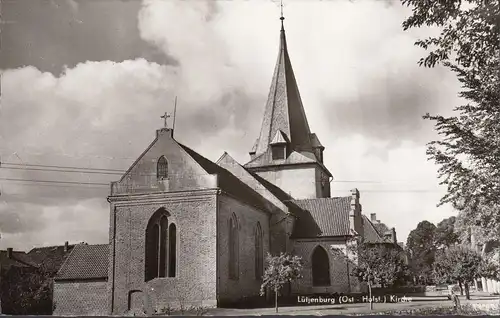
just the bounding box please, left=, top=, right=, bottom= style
left=465, top=282, right=470, bottom=300
left=458, top=281, right=464, bottom=296
left=275, top=287, right=278, bottom=313
left=368, top=282, right=373, bottom=310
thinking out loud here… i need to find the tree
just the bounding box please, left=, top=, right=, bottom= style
left=0, top=266, right=53, bottom=315
left=479, top=255, right=500, bottom=281
left=433, top=245, right=483, bottom=300
left=406, top=221, right=437, bottom=284
left=400, top=0, right=500, bottom=235
left=435, top=216, right=460, bottom=249
left=260, top=253, right=303, bottom=313
left=332, top=239, right=410, bottom=310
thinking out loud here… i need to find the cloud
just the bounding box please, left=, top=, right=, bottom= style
left=137, top=0, right=462, bottom=152
left=0, top=0, right=462, bottom=248
left=0, top=0, right=176, bottom=74
left=0, top=198, right=109, bottom=250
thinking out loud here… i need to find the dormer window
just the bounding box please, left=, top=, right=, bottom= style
left=270, top=130, right=289, bottom=161
left=157, top=156, right=168, bottom=180
left=271, top=144, right=286, bottom=160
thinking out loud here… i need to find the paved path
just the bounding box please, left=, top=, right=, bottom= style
left=207, top=295, right=500, bottom=316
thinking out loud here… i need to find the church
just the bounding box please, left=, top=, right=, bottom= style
left=52, top=16, right=398, bottom=315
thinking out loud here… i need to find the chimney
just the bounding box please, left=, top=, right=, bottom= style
left=370, top=213, right=376, bottom=222
left=6, top=248, right=13, bottom=259
left=391, top=227, right=397, bottom=244
left=349, top=189, right=361, bottom=236
left=64, top=241, right=69, bottom=252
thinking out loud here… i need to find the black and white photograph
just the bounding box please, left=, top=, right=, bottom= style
left=0, top=0, right=499, bottom=315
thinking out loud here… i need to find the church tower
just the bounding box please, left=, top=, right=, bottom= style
left=244, top=15, right=332, bottom=199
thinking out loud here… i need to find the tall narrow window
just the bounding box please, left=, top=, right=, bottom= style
left=312, top=246, right=331, bottom=286
left=159, top=216, right=169, bottom=277
left=157, top=156, right=168, bottom=180
left=168, top=223, right=177, bottom=277
left=229, top=213, right=239, bottom=280
left=255, top=222, right=264, bottom=280
left=145, top=223, right=160, bottom=281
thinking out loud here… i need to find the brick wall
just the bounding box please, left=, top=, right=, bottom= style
left=53, top=280, right=108, bottom=315
left=291, top=238, right=361, bottom=294
left=108, top=190, right=218, bottom=314
left=111, top=129, right=217, bottom=195
left=217, top=194, right=271, bottom=303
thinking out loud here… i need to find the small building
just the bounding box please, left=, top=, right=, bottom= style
left=53, top=243, right=108, bottom=315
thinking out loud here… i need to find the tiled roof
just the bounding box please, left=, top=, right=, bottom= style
left=373, top=222, right=390, bottom=236
left=290, top=197, right=351, bottom=238
left=0, top=250, right=37, bottom=269
left=179, top=144, right=272, bottom=213
left=27, top=245, right=75, bottom=274
left=362, top=215, right=384, bottom=243
left=55, top=244, right=108, bottom=280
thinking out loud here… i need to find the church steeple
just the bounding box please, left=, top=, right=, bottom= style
left=245, top=12, right=332, bottom=200
left=251, top=12, right=314, bottom=157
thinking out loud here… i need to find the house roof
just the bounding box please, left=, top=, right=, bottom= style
left=55, top=244, right=108, bottom=280
left=362, top=215, right=385, bottom=243
left=27, top=244, right=75, bottom=274
left=179, top=144, right=272, bottom=213
left=0, top=250, right=37, bottom=269
left=373, top=222, right=390, bottom=236
left=290, top=197, right=351, bottom=238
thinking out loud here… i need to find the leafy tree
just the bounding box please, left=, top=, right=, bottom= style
left=406, top=221, right=437, bottom=284
left=400, top=0, right=500, bottom=235
left=0, top=266, right=53, bottom=315
left=332, top=239, right=410, bottom=310
left=433, top=245, right=483, bottom=299
left=479, top=255, right=500, bottom=281
left=260, top=253, right=303, bottom=313
left=435, top=216, right=459, bottom=249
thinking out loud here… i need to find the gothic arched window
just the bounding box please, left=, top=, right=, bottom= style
left=168, top=223, right=177, bottom=277
left=312, top=246, right=331, bottom=286
left=157, top=156, right=168, bottom=180
left=145, top=208, right=173, bottom=281
left=254, top=222, right=264, bottom=280
left=228, top=213, right=239, bottom=280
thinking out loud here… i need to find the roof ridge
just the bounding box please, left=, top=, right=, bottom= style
left=55, top=243, right=81, bottom=278
left=28, top=243, right=75, bottom=252
left=291, top=196, right=349, bottom=202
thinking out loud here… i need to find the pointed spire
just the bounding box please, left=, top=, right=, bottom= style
left=280, top=0, right=285, bottom=31
left=252, top=11, right=313, bottom=156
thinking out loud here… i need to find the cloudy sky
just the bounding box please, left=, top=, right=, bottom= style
left=0, top=0, right=462, bottom=251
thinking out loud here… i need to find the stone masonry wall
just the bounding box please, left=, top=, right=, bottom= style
left=217, top=194, right=271, bottom=303
left=108, top=190, right=218, bottom=314
left=53, top=280, right=108, bottom=315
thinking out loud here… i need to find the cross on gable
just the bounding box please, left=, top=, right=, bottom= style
left=160, top=112, right=171, bottom=128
